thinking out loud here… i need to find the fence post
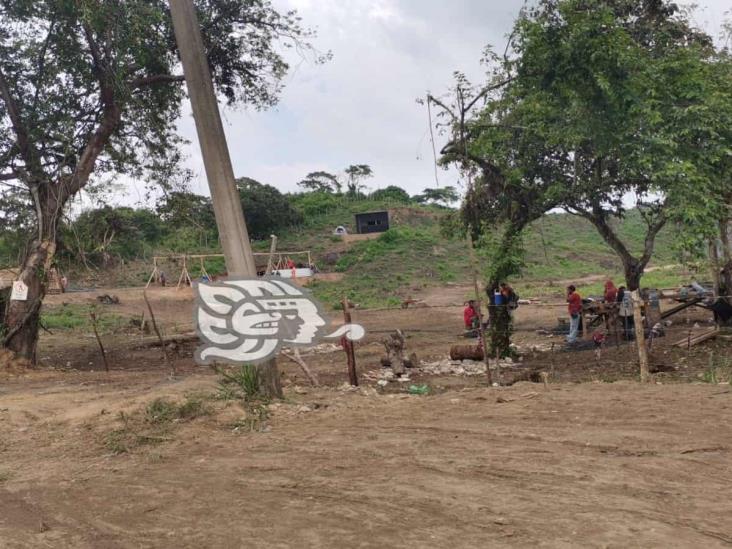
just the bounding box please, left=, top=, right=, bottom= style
left=466, top=232, right=493, bottom=385
left=631, top=290, right=649, bottom=382
left=341, top=296, right=359, bottom=386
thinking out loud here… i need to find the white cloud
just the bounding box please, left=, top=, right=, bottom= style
left=123, top=0, right=730, bottom=206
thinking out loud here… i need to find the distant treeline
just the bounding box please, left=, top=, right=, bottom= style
left=0, top=179, right=451, bottom=269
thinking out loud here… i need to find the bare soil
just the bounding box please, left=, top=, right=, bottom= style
left=1, top=284, right=730, bottom=548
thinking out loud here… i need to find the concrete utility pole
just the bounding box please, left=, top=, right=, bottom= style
left=170, top=0, right=282, bottom=398
left=169, top=0, right=256, bottom=277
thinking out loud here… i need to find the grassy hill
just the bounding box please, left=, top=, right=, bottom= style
left=298, top=204, right=686, bottom=308
left=54, top=197, right=689, bottom=307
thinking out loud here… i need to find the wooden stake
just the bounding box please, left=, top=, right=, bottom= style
left=341, top=296, right=359, bottom=386
left=631, top=290, right=649, bottom=382
left=266, top=234, right=278, bottom=275
left=466, top=232, right=493, bottom=385
left=89, top=311, right=110, bottom=373
left=143, top=291, right=174, bottom=378
left=281, top=348, right=319, bottom=387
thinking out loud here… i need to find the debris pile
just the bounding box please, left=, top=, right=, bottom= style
left=420, top=359, right=488, bottom=376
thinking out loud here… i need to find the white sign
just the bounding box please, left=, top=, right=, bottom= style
left=194, top=278, right=365, bottom=364
left=10, top=280, right=28, bottom=301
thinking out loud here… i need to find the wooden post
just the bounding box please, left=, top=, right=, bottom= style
left=582, top=310, right=592, bottom=341
left=341, top=296, right=358, bottom=386
left=144, top=291, right=174, bottom=378
left=146, top=257, right=159, bottom=288
left=89, top=312, right=110, bottom=373
left=266, top=235, right=278, bottom=275
left=631, top=290, right=649, bottom=382
left=466, top=232, right=493, bottom=385
left=281, top=348, right=319, bottom=387
left=170, top=0, right=281, bottom=398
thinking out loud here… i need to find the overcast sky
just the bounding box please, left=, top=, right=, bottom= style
left=123, top=0, right=730, bottom=205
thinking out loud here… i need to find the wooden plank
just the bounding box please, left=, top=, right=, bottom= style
left=673, top=329, right=719, bottom=348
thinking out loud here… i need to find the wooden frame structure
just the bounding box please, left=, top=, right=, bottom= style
left=145, top=250, right=313, bottom=289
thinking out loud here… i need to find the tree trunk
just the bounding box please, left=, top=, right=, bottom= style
left=3, top=238, right=56, bottom=362
left=257, top=358, right=283, bottom=399
left=622, top=257, right=644, bottom=292
left=720, top=218, right=732, bottom=305
left=486, top=282, right=512, bottom=359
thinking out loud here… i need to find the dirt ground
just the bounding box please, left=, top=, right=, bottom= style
left=1, top=284, right=731, bottom=547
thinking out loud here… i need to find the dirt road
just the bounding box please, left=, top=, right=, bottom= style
left=1, top=373, right=731, bottom=548
left=2, top=283, right=729, bottom=547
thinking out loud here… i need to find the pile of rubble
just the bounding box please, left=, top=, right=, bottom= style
left=420, top=359, right=488, bottom=376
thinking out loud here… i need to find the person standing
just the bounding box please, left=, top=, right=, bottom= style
left=566, top=285, right=582, bottom=344
left=603, top=279, right=618, bottom=303
left=617, top=286, right=634, bottom=339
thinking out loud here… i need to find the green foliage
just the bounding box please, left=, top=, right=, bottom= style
left=344, top=164, right=373, bottom=196
left=61, top=206, right=164, bottom=265
left=297, top=171, right=341, bottom=193
left=0, top=189, right=34, bottom=266
left=156, top=191, right=217, bottom=250
left=413, top=186, right=459, bottom=207
left=237, top=177, right=303, bottom=240
left=145, top=397, right=210, bottom=424
left=289, top=191, right=344, bottom=219
left=217, top=364, right=265, bottom=402
left=310, top=226, right=464, bottom=309
left=0, top=0, right=319, bottom=213
left=370, top=186, right=411, bottom=203
left=440, top=0, right=721, bottom=292
left=145, top=399, right=180, bottom=425
left=106, top=396, right=210, bottom=454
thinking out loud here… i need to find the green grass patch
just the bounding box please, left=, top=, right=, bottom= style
left=105, top=395, right=211, bottom=455
left=41, top=303, right=128, bottom=332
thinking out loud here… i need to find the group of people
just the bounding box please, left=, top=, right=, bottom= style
left=566, top=279, right=635, bottom=345
left=462, top=282, right=519, bottom=331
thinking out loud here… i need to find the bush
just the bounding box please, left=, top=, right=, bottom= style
left=370, top=185, right=411, bottom=203
left=237, top=177, right=303, bottom=239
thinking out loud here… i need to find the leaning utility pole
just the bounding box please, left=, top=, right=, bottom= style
left=170, top=0, right=282, bottom=397
left=169, top=0, right=256, bottom=277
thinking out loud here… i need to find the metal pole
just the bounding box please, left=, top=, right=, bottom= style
left=169, top=0, right=256, bottom=277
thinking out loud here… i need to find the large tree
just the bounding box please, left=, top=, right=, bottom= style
left=667, top=49, right=732, bottom=304
left=435, top=0, right=716, bottom=293
left=0, top=0, right=318, bottom=359
left=413, top=186, right=459, bottom=207
left=344, top=164, right=373, bottom=197
left=512, top=0, right=715, bottom=291
left=236, top=177, right=303, bottom=239
left=297, top=170, right=340, bottom=193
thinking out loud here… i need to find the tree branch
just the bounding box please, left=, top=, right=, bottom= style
left=0, top=66, right=44, bottom=180
left=0, top=171, right=19, bottom=181
left=640, top=212, right=668, bottom=267
left=129, top=74, right=186, bottom=89
left=576, top=207, right=634, bottom=267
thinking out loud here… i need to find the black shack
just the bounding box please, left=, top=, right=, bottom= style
left=355, top=211, right=389, bottom=234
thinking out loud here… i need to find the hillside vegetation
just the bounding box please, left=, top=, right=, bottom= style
left=2, top=188, right=689, bottom=307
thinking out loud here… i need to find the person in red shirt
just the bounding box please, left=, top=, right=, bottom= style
left=566, top=285, right=582, bottom=343
left=463, top=300, right=479, bottom=330
left=603, top=279, right=618, bottom=303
